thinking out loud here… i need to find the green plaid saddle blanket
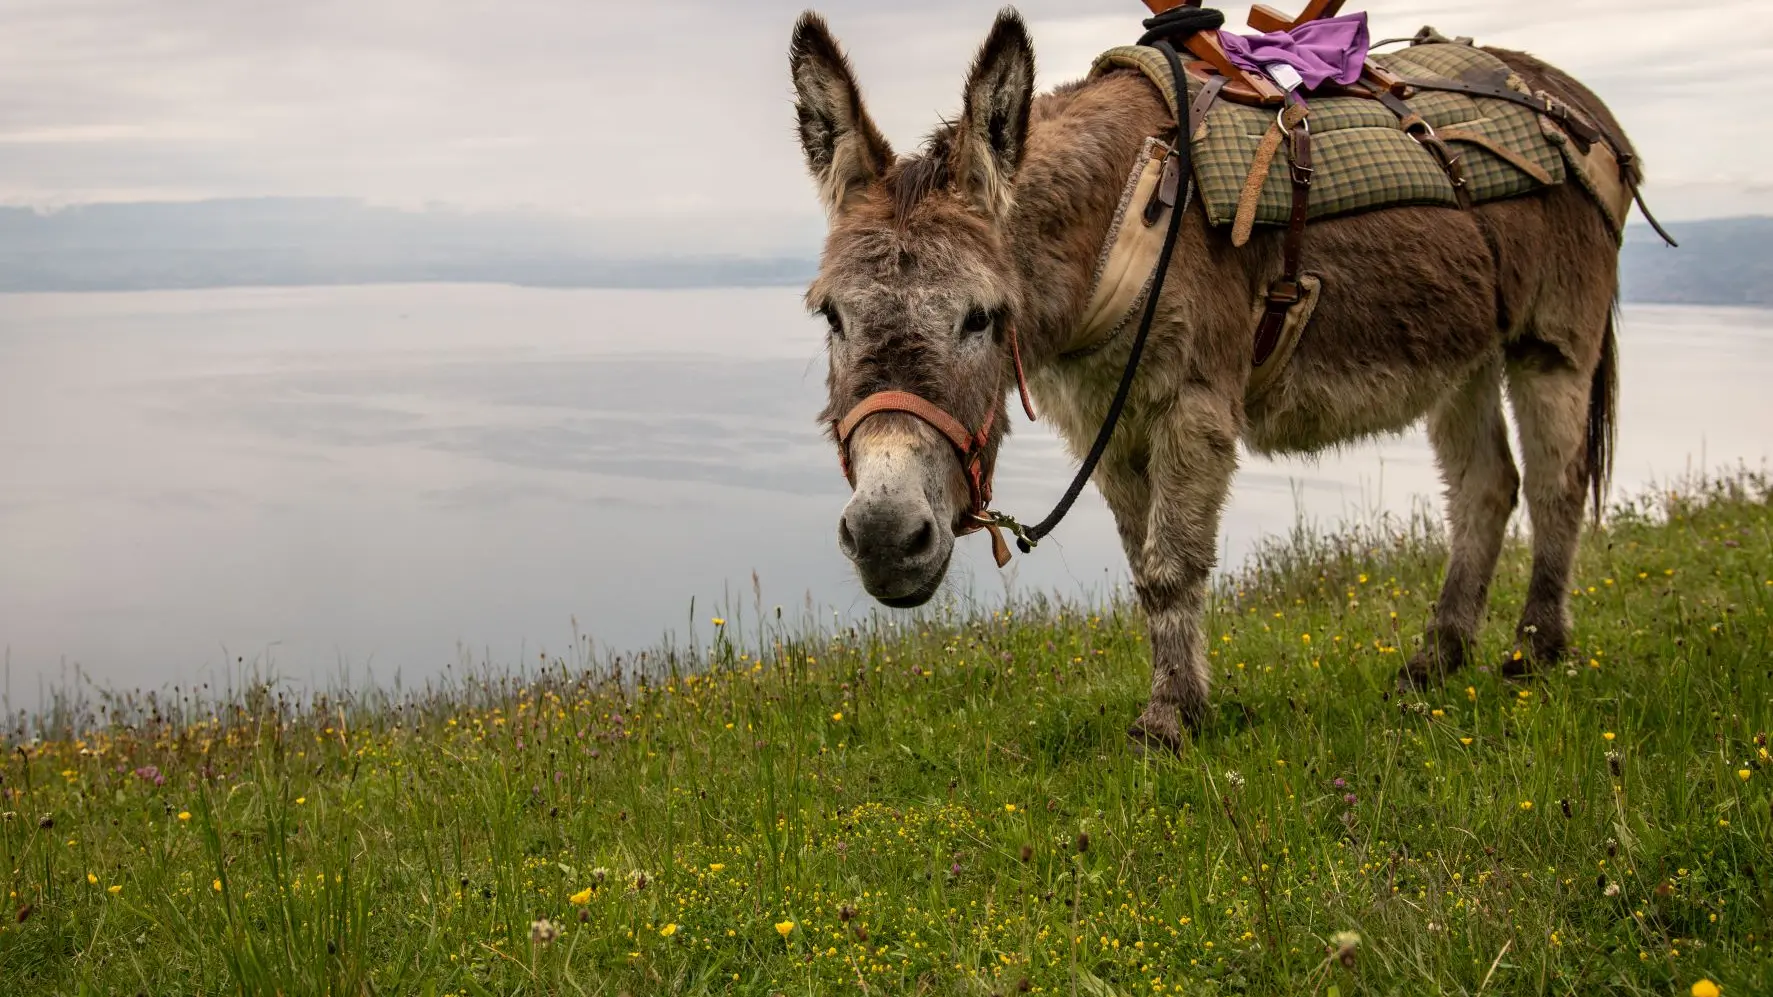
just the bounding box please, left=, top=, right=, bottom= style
left=1090, top=39, right=1569, bottom=229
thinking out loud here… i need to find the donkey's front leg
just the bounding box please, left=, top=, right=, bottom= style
left=1124, top=388, right=1239, bottom=752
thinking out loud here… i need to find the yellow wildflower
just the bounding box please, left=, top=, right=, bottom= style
left=570, top=887, right=593, bottom=905
left=711, top=617, right=726, bottom=626
left=660, top=923, right=677, bottom=937
left=775, top=920, right=795, bottom=938
left=1691, top=980, right=1721, bottom=997
left=1466, top=686, right=1476, bottom=702
left=1004, top=803, right=1017, bottom=813
left=709, top=863, right=725, bottom=873
left=1460, top=738, right=1473, bottom=746
left=1603, top=732, right=1616, bottom=741
left=213, top=879, right=222, bottom=892
left=87, top=873, right=97, bottom=885
left=107, top=884, right=122, bottom=895
left=831, top=712, right=843, bottom=723
left=1519, top=801, right=1533, bottom=811
left=1739, top=769, right=1753, bottom=782
left=177, top=811, right=191, bottom=822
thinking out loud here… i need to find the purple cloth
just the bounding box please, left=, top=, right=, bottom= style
left=1218, top=12, right=1370, bottom=91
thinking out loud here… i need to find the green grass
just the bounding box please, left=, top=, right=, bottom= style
left=4, top=471, right=1771, bottom=996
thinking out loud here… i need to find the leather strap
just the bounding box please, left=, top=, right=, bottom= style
left=1231, top=99, right=1307, bottom=248
left=1371, top=85, right=1470, bottom=208
left=1186, top=72, right=1226, bottom=138
left=1436, top=128, right=1554, bottom=185
left=1632, top=184, right=1679, bottom=248
left=1395, top=76, right=1603, bottom=150
left=1420, top=133, right=1471, bottom=208
left=1006, top=321, right=1037, bottom=421
left=1373, top=88, right=1423, bottom=132
left=835, top=390, right=980, bottom=467
left=1252, top=101, right=1312, bottom=368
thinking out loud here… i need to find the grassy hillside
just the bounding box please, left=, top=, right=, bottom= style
left=3, top=472, right=1770, bottom=996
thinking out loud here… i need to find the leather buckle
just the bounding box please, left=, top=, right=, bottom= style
left=1267, top=280, right=1302, bottom=305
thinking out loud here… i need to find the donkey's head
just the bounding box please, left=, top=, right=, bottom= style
left=791, top=9, right=1037, bottom=607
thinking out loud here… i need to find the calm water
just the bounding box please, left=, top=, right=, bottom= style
left=1, top=285, right=1768, bottom=697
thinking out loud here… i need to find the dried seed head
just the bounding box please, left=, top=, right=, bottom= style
left=1020, top=844, right=1033, bottom=863
left=1075, top=832, right=1090, bottom=854
left=1328, top=930, right=1361, bottom=968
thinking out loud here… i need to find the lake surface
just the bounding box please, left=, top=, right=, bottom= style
left=1, top=285, right=1768, bottom=698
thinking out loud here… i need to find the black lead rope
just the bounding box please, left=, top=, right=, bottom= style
left=1010, top=30, right=1207, bottom=555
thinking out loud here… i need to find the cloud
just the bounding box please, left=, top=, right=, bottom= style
left=1, top=0, right=1765, bottom=235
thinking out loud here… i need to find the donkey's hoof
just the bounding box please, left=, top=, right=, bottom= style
left=1396, top=655, right=1444, bottom=691
left=1399, top=631, right=1469, bottom=689
left=1127, top=722, right=1182, bottom=757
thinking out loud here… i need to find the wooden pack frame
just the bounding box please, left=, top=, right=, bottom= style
left=1141, top=0, right=1403, bottom=105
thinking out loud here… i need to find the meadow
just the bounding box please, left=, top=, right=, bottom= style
left=3, top=471, right=1769, bottom=996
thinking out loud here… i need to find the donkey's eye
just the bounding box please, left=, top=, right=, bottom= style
left=960, top=308, right=993, bottom=336
left=822, top=308, right=844, bottom=338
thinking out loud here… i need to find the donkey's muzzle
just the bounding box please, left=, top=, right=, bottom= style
left=837, top=490, right=950, bottom=607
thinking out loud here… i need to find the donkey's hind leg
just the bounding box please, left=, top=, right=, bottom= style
left=1502, top=340, right=1599, bottom=673
left=1401, top=356, right=1519, bottom=687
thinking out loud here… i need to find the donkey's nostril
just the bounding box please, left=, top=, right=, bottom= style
left=838, top=514, right=858, bottom=556
left=904, top=518, right=936, bottom=558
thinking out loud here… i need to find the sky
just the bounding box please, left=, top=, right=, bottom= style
left=2, top=0, right=1768, bottom=252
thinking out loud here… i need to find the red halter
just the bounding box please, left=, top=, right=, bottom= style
left=832, top=323, right=1037, bottom=568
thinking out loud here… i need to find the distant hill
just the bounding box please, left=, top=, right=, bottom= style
left=0, top=199, right=1766, bottom=305
left=1619, top=216, right=1773, bottom=306
left=0, top=199, right=817, bottom=292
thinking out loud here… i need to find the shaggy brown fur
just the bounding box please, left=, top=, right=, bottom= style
left=792, top=10, right=1630, bottom=751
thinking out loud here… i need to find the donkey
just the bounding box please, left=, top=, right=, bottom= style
left=790, top=8, right=1629, bottom=751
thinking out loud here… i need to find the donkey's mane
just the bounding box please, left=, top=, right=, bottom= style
left=886, top=125, right=956, bottom=225
left=884, top=76, right=1097, bottom=227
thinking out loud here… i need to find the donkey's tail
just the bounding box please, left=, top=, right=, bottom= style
left=1585, top=302, right=1620, bottom=523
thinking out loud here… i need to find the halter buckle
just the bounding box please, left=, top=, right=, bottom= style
left=975, top=509, right=1038, bottom=554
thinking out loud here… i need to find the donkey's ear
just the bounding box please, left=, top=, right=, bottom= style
left=791, top=12, right=893, bottom=216
left=953, top=8, right=1036, bottom=218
